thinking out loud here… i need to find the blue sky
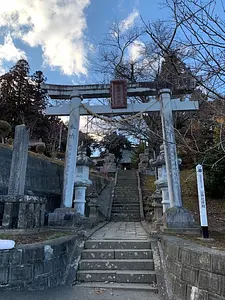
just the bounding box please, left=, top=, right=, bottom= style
left=0, top=0, right=169, bottom=85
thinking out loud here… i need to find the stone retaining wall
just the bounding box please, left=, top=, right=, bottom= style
left=0, top=146, right=113, bottom=218
left=0, top=146, right=63, bottom=213
left=161, top=236, right=225, bottom=300
left=0, top=234, right=85, bottom=291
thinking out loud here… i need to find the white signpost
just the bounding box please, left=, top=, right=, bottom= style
left=43, top=81, right=199, bottom=218
left=196, top=164, right=209, bottom=238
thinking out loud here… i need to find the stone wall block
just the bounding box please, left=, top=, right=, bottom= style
left=0, top=267, right=9, bottom=284
left=43, top=260, right=53, bottom=274
left=211, top=254, right=225, bottom=276
left=21, top=248, right=36, bottom=264
left=173, top=278, right=187, bottom=300
left=186, top=285, right=209, bottom=300
left=27, top=276, right=48, bottom=291
left=33, top=262, right=44, bottom=279
left=10, top=249, right=22, bottom=265
left=0, top=250, right=10, bottom=265
left=166, top=243, right=180, bottom=260
left=181, top=265, right=199, bottom=285
left=208, top=294, right=224, bottom=300
left=33, top=247, right=44, bottom=262
left=166, top=256, right=182, bottom=277
left=2, top=203, right=13, bottom=228
left=9, top=265, right=33, bottom=283
left=198, top=270, right=222, bottom=295
left=190, top=251, right=211, bottom=271
left=179, top=249, right=191, bottom=265
left=47, top=272, right=62, bottom=288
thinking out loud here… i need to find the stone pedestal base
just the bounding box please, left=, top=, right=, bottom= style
left=74, top=187, right=86, bottom=216
left=152, top=202, right=163, bottom=221
left=48, top=207, right=97, bottom=228
left=88, top=200, right=99, bottom=220
left=163, top=206, right=196, bottom=229
left=0, top=195, right=46, bottom=229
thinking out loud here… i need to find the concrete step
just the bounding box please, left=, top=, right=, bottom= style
left=114, top=195, right=139, bottom=200
left=115, top=188, right=138, bottom=192
left=75, top=282, right=158, bottom=292
left=82, top=249, right=114, bottom=260
left=81, top=249, right=153, bottom=260
left=115, top=249, right=153, bottom=259
left=111, top=207, right=140, bottom=211
left=110, top=217, right=141, bottom=222
left=77, top=270, right=156, bottom=283
left=111, top=205, right=140, bottom=209
left=113, top=200, right=139, bottom=203
left=79, top=259, right=154, bottom=271
left=117, top=270, right=156, bottom=284
left=111, top=211, right=140, bottom=215
left=111, top=206, right=140, bottom=210
left=110, top=213, right=140, bottom=218
left=111, top=212, right=140, bottom=216
left=84, top=240, right=151, bottom=250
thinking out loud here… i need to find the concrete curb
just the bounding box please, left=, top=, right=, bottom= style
left=137, top=171, right=145, bottom=221
left=107, top=170, right=118, bottom=221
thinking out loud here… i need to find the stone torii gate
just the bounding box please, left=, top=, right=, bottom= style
left=43, top=82, right=198, bottom=223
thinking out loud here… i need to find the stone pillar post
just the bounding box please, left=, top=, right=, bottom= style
left=8, top=125, right=29, bottom=195
left=159, top=90, right=196, bottom=230
left=74, top=148, right=95, bottom=215
left=159, top=89, right=182, bottom=207
left=63, top=90, right=81, bottom=208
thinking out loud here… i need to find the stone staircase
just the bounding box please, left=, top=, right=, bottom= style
left=76, top=239, right=157, bottom=291
left=111, top=170, right=141, bottom=221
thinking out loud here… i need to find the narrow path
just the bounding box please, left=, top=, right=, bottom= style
left=0, top=285, right=160, bottom=300
left=90, top=222, right=148, bottom=240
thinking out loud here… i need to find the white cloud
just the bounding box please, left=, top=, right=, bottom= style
left=128, top=40, right=144, bottom=62
left=119, top=10, right=139, bottom=32
left=0, top=33, right=27, bottom=75
left=0, top=0, right=90, bottom=76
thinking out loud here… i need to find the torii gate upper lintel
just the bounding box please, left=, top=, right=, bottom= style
left=43, top=81, right=199, bottom=214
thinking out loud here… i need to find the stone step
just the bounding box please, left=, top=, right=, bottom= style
left=110, top=212, right=140, bottom=218
left=75, top=282, right=158, bottom=292
left=116, top=186, right=138, bottom=191
left=115, top=249, right=153, bottom=259
left=111, top=210, right=140, bottom=214
left=79, top=259, right=154, bottom=271
left=81, top=249, right=153, bottom=260
left=110, top=213, right=140, bottom=217
left=116, top=179, right=137, bottom=183
left=111, top=206, right=140, bottom=210
left=110, top=217, right=141, bottom=222
left=112, top=204, right=140, bottom=208
left=84, top=240, right=151, bottom=250
left=113, top=200, right=139, bottom=203
left=82, top=249, right=114, bottom=260
left=77, top=270, right=156, bottom=283
left=114, top=195, right=139, bottom=199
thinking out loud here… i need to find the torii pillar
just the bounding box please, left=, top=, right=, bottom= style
left=159, top=89, right=196, bottom=230
left=63, top=90, right=81, bottom=208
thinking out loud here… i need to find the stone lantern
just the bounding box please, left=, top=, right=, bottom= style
left=74, top=147, right=95, bottom=215
left=154, top=145, right=170, bottom=213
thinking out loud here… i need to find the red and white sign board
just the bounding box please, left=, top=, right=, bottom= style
left=110, top=80, right=127, bottom=109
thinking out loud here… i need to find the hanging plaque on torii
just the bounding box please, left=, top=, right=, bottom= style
left=110, top=80, right=127, bottom=109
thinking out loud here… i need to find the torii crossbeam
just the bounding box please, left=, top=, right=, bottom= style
left=43, top=82, right=199, bottom=213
